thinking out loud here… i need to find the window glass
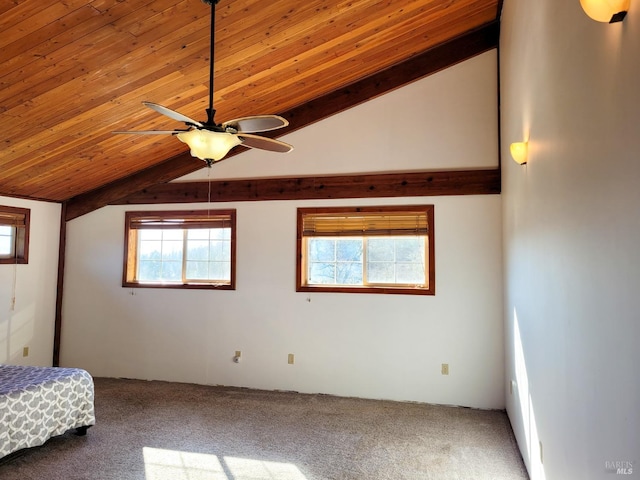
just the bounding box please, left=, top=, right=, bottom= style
left=0, top=225, right=13, bottom=257
left=0, top=206, right=30, bottom=264
left=367, top=237, right=425, bottom=284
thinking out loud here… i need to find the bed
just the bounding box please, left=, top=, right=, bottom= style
left=0, top=364, right=95, bottom=459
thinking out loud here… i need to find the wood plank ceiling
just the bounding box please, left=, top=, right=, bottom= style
left=0, top=0, right=500, bottom=208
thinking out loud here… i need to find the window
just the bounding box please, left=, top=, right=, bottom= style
left=123, top=210, right=236, bottom=289
left=0, top=205, right=30, bottom=265
left=297, top=206, right=434, bottom=295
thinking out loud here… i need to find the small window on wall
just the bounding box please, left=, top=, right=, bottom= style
left=123, top=210, right=236, bottom=290
left=0, top=206, right=30, bottom=265
left=297, top=206, right=434, bottom=295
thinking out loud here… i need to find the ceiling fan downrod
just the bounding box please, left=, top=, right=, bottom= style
left=203, top=0, right=220, bottom=128
left=113, top=0, right=293, bottom=163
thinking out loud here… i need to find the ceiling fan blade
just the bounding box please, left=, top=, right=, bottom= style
left=142, top=101, right=203, bottom=127
left=113, top=130, right=184, bottom=135
left=238, top=133, right=293, bottom=153
left=223, top=115, right=289, bottom=133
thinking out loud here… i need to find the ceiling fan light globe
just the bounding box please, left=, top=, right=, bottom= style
left=177, top=129, right=242, bottom=162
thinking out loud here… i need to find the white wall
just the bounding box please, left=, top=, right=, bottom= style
left=179, top=51, right=499, bottom=181
left=0, top=196, right=61, bottom=366
left=501, top=1, right=640, bottom=479
left=60, top=51, right=505, bottom=409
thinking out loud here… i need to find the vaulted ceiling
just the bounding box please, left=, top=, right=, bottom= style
left=0, top=0, right=500, bottom=215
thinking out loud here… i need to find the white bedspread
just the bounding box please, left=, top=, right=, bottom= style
left=0, top=364, right=95, bottom=458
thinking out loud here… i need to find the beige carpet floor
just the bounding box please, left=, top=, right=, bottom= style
left=0, top=377, right=528, bottom=480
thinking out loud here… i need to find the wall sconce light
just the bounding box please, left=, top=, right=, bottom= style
left=510, top=142, right=528, bottom=165
left=580, top=0, right=630, bottom=23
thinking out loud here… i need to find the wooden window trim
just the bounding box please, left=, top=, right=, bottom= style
left=297, top=205, right=435, bottom=296
left=123, top=209, right=236, bottom=290
left=0, top=205, right=30, bottom=265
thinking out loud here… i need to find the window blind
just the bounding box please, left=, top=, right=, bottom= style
left=301, top=211, right=428, bottom=237
left=0, top=211, right=26, bottom=227
left=128, top=212, right=231, bottom=230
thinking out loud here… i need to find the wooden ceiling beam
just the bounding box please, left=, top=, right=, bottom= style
left=65, top=152, right=203, bottom=220
left=112, top=168, right=501, bottom=205
left=64, top=20, right=498, bottom=221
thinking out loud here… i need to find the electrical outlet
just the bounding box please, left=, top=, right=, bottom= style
left=441, top=363, right=449, bottom=375
left=23, top=347, right=29, bottom=357
left=288, top=353, right=295, bottom=365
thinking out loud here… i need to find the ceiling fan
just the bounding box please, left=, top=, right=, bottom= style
left=114, top=0, right=293, bottom=167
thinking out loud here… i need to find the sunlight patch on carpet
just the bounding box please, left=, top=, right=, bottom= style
left=224, top=456, right=307, bottom=479
left=143, top=447, right=308, bottom=480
